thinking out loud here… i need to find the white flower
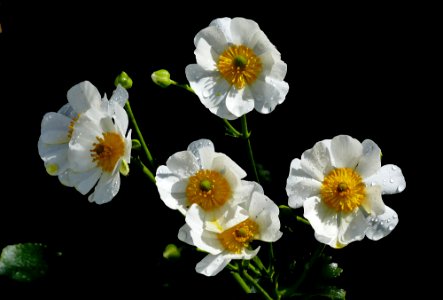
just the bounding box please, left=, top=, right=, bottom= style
left=156, top=139, right=253, bottom=215
left=178, top=183, right=282, bottom=276
left=185, top=17, right=289, bottom=120
left=286, top=135, right=406, bottom=248
left=38, top=81, right=128, bottom=181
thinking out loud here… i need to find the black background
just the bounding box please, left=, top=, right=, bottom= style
left=0, top=1, right=431, bottom=299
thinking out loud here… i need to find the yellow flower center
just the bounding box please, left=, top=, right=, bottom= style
left=218, top=219, right=259, bottom=253
left=90, top=132, right=125, bottom=173
left=186, top=169, right=232, bottom=211
left=320, top=168, right=366, bottom=213
left=67, top=114, right=80, bottom=139
left=217, top=45, right=262, bottom=89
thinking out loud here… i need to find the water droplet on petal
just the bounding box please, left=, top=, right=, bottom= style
left=397, top=185, right=405, bottom=192
left=388, top=225, right=395, bottom=231
left=370, top=182, right=376, bottom=186
left=389, top=178, right=394, bottom=183
left=202, top=90, right=210, bottom=98
left=386, top=218, right=391, bottom=223
left=391, top=166, right=397, bottom=171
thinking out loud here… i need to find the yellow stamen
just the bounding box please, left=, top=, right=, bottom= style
left=67, top=114, right=80, bottom=139
left=218, top=219, right=259, bottom=253
left=217, top=45, right=262, bottom=89
left=320, top=168, right=366, bottom=212
left=186, top=169, right=231, bottom=211
left=90, top=132, right=125, bottom=173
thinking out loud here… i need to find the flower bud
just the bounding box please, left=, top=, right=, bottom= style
left=114, top=71, right=133, bottom=89
left=151, top=69, right=172, bottom=88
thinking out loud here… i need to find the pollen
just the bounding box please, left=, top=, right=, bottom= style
left=320, top=168, right=366, bottom=213
left=217, top=45, right=262, bottom=89
left=218, top=219, right=259, bottom=253
left=67, top=115, right=80, bottom=139
left=90, top=132, right=125, bottom=173
left=186, top=169, right=232, bottom=211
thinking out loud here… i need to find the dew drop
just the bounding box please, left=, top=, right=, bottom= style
left=386, top=218, right=391, bottom=223
left=397, top=185, right=405, bottom=192
left=388, top=225, right=395, bottom=231
left=391, top=166, right=397, bottom=171
left=389, top=178, right=394, bottom=183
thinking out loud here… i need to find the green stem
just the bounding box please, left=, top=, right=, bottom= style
left=242, top=269, right=274, bottom=300
left=133, top=157, right=156, bottom=184
left=170, top=80, right=194, bottom=93
left=223, top=119, right=242, bottom=137
left=253, top=255, right=267, bottom=274
left=241, top=115, right=260, bottom=183
left=125, top=101, right=155, bottom=169
left=231, top=271, right=251, bottom=294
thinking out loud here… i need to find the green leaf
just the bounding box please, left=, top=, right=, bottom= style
left=0, top=243, right=49, bottom=282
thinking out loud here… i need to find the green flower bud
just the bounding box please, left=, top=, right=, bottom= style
left=151, top=69, right=172, bottom=88
left=163, top=244, right=181, bottom=261
left=132, top=139, right=141, bottom=150
left=114, top=71, right=133, bottom=89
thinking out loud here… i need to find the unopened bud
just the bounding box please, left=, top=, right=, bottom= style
left=151, top=69, right=172, bottom=88
left=114, top=71, right=133, bottom=89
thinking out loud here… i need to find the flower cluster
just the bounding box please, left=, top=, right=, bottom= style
left=156, top=139, right=282, bottom=275
left=27, top=16, right=407, bottom=299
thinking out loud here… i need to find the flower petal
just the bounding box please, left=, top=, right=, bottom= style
left=304, top=197, right=338, bottom=245
left=194, top=38, right=218, bottom=71
left=364, top=164, right=406, bottom=195
left=361, top=185, right=385, bottom=215
left=185, top=65, right=230, bottom=109
left=155, top=166, right=185, bottom=213
left=230, top=17, right=260, bottom=45
left=178, top=224, right=194, bottom=246
left=194, top=24, right=228, bottom=55
left=109, top=84, right=128, bottom=107
left=330, top=135, right=363, bottom=168
left=249, top=191, right=282, bottom=242
left=195, top=253, right=231, bottom=277
left=88, top=171, right=120, bottom=204
left=211, top=153, right=246, bottom=180
left=249, top=30, right=278, bottom=56
left=250, top=78, right=289, bottom=114
left=366, top=206, right=398, bottom=241
left=187, top=139, right=215, bottom=169
left=356, top=139, right=382, bottom=178
left=39, top=112, right=71, bottom=144
left=300, top=139, right=333, bottom=182
left=165, top=151, right=200, bottom=178
left=71, top=168, right=102, bottom=195
left=287, top=178, right=321, bottom=209
left=111, top=102, right=129, bottom=135
left=225, top=86, right=255, bottom=118
left=259, top=51, right=286, bottom=80
left=67, top=81, right=101, bottom=113
left=337, top=209, right=368, bottom=246
left=208, top=17, right=232, bottom=43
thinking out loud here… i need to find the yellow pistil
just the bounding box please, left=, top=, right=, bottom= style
left=67, top=114, right=80, bottom=139
left=186, top=169, right=232, bottom=211
left=218, top=219, right=259, bottom=253
left=320, top=168, right=366, bottom=213
left=217, top=45, right=262, bottom=89
left=90, top=132, right=125, bottom=173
